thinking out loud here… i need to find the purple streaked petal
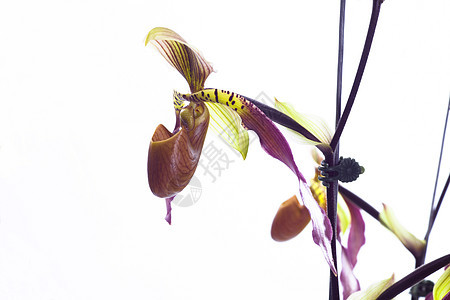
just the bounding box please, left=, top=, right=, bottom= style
left=341, top=246, right=361, bottom=300
left=345, top=199, right=366, bottom=268
left=338, top=195, right=366, bottom=299
left=179, top=88, right=336, bottom=275
left=165, top=196, right=174, bottom=225
left=443, top=291, right=450, bottom=300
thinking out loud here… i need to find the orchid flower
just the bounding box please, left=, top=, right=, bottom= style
left=145, top=27, right=336, bottom=274
left=271, top=149, right=365, bottom=299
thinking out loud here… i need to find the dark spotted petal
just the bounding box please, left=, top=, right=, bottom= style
left=145, top=27, right=214, bottom=93
left=179, top=89, right=336, bottom=275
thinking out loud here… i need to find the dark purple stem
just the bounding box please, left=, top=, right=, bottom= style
left=328, top=0, right=346, bottom=298
left=377, top=254, right=450, bottom=300
left=338, top=185, right=380, bottom=221
left=417, top=98, right=450, bottom=268
left=329, top=0, right=383, bottom=151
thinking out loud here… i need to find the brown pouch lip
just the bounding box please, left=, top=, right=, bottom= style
left=148, top=103, right=209, bottom=198
left=271, top=195, right=311, bottom=242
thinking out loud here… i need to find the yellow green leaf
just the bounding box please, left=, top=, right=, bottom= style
left=434, top=266, right=450, bottom=300
left=379, top=204, right=426, bottom=259
left=347, top=274, right=395, bottom=300
left=204, top=101, right=249, bottom=160
left=145, top=27, right=214, bottom=93
left=274, top=98, right=332, bottom=146
left=338, top=198, right=351, bottom=235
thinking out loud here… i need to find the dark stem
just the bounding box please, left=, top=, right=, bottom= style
left=376, top=254, right=450, bottom=300
left=338, top=185, right=380, bottom=220
left=328, top=0, right=346, bottom=298
left=431, top=173, right=450, bottom=228
left=245, top=96, right=333, bottom=158
left=330, top=0, right=383, bottom=151
left=336, top=0, right=345, bottom=129
left=417, top=97, right=450, bottom=267
left=326, top=153, right=340, bottom=300
left=245, top=96, right=321, bottom=143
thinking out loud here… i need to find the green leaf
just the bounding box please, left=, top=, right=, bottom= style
left=274, top=99, right=332, bottom=146
left=337, top=199, right=351, bottom=235
left=204, top=102, right=249, bottom=160
left=434, top=266, right=450, bottom=300
left=145, top=27, right=214, bottom=93
left=379, top=204, right=426, bottom=259
left=347, top=274, right=395, bottom=300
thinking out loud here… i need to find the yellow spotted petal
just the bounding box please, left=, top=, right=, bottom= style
left=274, top=98, right=332, bottom=146
left=434, top=266, right=450, bottom=300
left=310, top=168, right=327, bottom=211
left=204, top=101, right=249, bottom=160
left=178, top=88, right=337, bottom=275
left=347, top=274, right=395, bottom=300
left=145, top=27, right=214, bottom=93
left=173, top=91, right=186, bottom=112
left=379, top=204, right=426, bottom=259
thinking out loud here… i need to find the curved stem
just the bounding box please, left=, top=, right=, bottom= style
left=330, top=0, right=383, bottom=151
left=377, top=254, right=450, bottom=300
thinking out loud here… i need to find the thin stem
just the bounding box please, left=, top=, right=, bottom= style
left=336, top=0, right=345, bottom=129
left=326, top=153, right=340, bottom=300
left=432, top=173, right=450, bottom=226
left=338, top=185, right=380, bottom=220
left=377, top=254, right=450, bottom=300
left=328, top=0, right=346, bottom=298
left=417, top=97, right=450, bottom=267
left=330, top=0, right=383, bottom=151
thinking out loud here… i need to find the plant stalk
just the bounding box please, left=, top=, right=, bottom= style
left=417, top=97, right=450, bottom=268
left=328, top=0, right=347, bottom=298
left=330, top=0, right=383, bottom=151
left=377, top=254, right=450, bottom=300
left=338, top=185, right=380, bottom=221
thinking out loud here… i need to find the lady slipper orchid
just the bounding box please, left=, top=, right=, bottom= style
left=271, top=150, right=366, bottom=299
left=148, top=102, right=209, bottom=198
left=145, top=27, right=336, bottom=275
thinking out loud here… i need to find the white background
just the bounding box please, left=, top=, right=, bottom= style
left=0, top=0, right=449, bottom=299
